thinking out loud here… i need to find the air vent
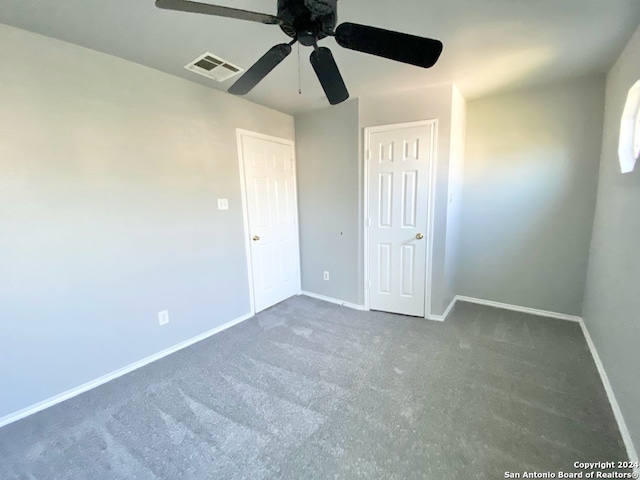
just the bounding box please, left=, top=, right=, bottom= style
left=185, top=52, right=244, bottom=82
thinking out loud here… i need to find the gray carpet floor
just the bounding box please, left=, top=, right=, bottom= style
left=0, top=296, right=629, bottom=479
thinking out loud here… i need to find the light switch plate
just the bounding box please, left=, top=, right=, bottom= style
left=158, top=310, right=170, bottom=326
left=217, top=198, right=229, bottom=210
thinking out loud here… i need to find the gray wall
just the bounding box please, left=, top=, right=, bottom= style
left=444, top=86, right=467, bottom=310
left=458, top=77, right=605, bottom=315
left=295, top=100, right=361, bottom=305
left=583, top=24, right=640, bottom=454
left=360, top=85, right=457, bottom=315
left=0, top=25, right=294, bottom=419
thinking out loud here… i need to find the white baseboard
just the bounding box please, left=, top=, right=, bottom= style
left=455, top=295, right=582, bottom=322
left=300, top=291, right=366, bottom=311
left=0, top=312, right=254, bottom=430
left=579, top=321, right=638, bottom=466
left=427, top=296, right=458, bottom=322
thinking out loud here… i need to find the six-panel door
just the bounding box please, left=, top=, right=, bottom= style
left=241, top=135, right=299, bottom=313
left=368, top=124, right=433, bottom=317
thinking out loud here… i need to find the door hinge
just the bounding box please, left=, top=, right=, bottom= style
left=365, top=149, right=371, bottom=161
left=365, top=218, right=371, bottom=227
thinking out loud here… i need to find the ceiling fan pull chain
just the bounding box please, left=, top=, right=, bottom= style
left=297, top=42, right=302, bottom=95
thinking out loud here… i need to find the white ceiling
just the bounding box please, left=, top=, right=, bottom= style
left=1, top=0, right=640, bottom=115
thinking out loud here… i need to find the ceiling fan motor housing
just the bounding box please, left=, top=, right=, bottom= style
left=277, top=0, right=337, bottom=43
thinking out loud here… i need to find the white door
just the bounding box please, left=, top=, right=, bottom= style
left=239, top=132, right=300, bottom=313
left=366, top=122, right=435, bottom=317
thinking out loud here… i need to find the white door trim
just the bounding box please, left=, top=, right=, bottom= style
left=363, top=120, right=438, bottom=318
left=236, top=129, right=301, bottom=315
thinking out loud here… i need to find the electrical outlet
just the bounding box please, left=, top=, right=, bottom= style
left=323, top=271, right=330, bottom=281
left=158, top=310, right=170, bottom=326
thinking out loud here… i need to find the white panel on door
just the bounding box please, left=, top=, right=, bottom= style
left=378, top=243, right=392, bottom=294
left=259, top=243, right=275, bottom=291
left=279, top=239, right=291, bottom=284
left=401, top=244, right=415, bottom=296
left=275, top=179, right=290, bottom=225
left=378, top=142, right=396, bottom=164
left=254, top=178, right=271, bottom=227
left=402, top=170, right=418, bottom=228
left=403, top=138, right=420, bottom=161
left=281, top=154, right=291, bottom=172
left=252, top=150, right=267, bottom=169
left=379, top=173, right=393, bottom=228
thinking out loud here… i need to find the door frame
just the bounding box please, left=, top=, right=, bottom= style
left=363, top=120, right=438, bottom=318
left=236, top=129, right=302, bottom=315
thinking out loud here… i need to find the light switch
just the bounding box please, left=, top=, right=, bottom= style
left=217, top=198, right=229, bottom=210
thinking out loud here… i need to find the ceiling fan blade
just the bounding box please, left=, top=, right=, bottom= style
left=228, top=43, right=292, bottom=96
left=155, top=0, right=281, bottom=25
left=334, top=22, right=443, bottom=68
left=310, top=47, right=349, bottom=105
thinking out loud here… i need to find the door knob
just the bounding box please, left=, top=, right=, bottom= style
left=253, top=235, right=260, bottom=241
left=416, top=233, right=424, bottom=240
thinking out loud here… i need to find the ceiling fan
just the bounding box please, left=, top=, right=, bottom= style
left=155, top=0, right=443, bottom=105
